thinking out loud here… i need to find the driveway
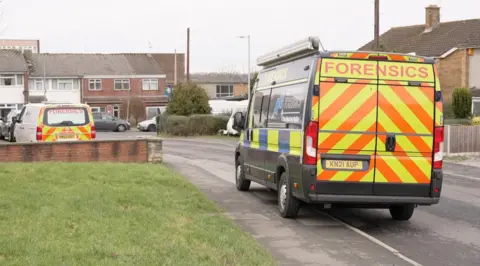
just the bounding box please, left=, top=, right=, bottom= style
left=162, top=138, right=480, bottom=266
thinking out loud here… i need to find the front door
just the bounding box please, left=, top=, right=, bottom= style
left=374, top=61, right=435, bottom=197
left=316, top=58, right=378, bottom=195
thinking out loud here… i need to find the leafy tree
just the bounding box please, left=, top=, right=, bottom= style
left=120, top=96, right=146, bottom=124
left=166, top=82, right=211, bottom=116
left=250, top=72, right=258, bottom=92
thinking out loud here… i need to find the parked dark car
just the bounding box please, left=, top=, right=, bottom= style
left=92, top=112, right=130, bottom=132
left=0, top=110, right=19, bottom=142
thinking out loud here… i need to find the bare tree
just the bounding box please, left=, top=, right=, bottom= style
left=120, top=96, right=146, bottom=125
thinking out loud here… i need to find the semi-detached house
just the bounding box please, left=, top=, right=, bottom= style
left=26, top=53, right=168, bottom=119
left=0, top=50, right=29, bottom=118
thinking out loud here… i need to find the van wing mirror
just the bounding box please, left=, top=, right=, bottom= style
left=232, top=111, right=245, bottom=131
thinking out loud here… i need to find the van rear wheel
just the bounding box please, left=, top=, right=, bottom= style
left=235, top=158, right=250, bottom=191
left=389, top=204, right=415, bottom=221
left=278, top=172, right=300, bottom=219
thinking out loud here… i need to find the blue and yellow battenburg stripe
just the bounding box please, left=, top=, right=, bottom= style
left=242, top=129, right=303, bottom=156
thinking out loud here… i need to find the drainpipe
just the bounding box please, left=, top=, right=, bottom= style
left=23, top=71, right=29, bottom=104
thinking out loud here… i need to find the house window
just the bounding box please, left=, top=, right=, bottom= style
left=0, top=74, right=16, bottom=86
left=146, top=106, right=165, bottom=119
left=57, top=79, right=74, bottom=90
left=216, top=84, right=234, bottom=98
left=114, top=79, right=130, bottom=90
left=91, top=107, right=106, bottom=113
left=142, top=79, right=158, bottom=90
left=30, top=79, right=44, bottom=91
left=89, top=79, right=102, bottom=91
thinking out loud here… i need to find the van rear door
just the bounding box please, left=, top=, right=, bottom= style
left=375, top=60, right=435, bottom=197
left=316, top=57, right=379, bottom=195
left=315, top=53, right=436, bottom=198
left=41, top=106, right=91, bottom=142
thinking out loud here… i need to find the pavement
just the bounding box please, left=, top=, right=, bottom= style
left=3, top=131, right=480, bottom=265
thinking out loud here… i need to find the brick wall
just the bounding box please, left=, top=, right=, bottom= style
left=0, top=138, right=163, bottom=163
left=438, top=49, right=468, bottom=102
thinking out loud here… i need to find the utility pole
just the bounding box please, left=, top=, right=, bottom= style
left=186, top=27, right=190, bottom=82
left=237, top=35, right=251, bottom=100
left=374, top=0, right=380, bottom=50
left=174, top=49, right=177, bottom=85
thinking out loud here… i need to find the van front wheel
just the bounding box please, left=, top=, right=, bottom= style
left=235, top=158, right=250, bottom=191
left=389, top=204, right=415, bottom=221
left=278, top=172, right=300, bottom=219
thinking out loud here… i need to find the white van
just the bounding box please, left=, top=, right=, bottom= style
left=226, top=100, right=249, bottom=135
left=13, top=102, right=95, bottom=143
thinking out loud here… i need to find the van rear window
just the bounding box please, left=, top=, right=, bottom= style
left=43, top=107, right=89, bottom=126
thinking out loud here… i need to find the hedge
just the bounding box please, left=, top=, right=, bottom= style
left=157, top=114, right=229, bottom=136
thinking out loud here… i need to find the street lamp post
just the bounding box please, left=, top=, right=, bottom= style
left=237, top=35, right=251, bottom=100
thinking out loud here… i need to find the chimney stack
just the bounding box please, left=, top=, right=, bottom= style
left=425, top=5, right=440, bottom=31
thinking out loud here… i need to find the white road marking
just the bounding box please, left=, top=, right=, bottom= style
left=444, top=171, right=479, bottom=182
left=321, top=212, right=423, bottom=266
left=166, top=153, right=424, bottom=266
left=163, top=138, right=237, bottom=147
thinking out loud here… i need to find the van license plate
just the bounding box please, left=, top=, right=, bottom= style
left=325, top=160, right=363, bottom=170
left=58, top=133, right=76, bottom=140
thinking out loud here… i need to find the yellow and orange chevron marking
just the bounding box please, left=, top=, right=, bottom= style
left=316, top=79, right=435, bottom=184
left=329, top=52, right=425, bottom=62
left=41, top=126, right=92, bottom=142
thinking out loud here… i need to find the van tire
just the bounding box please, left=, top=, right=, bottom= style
left=389, top=204, right=415, bottom=221
left=235, top=157, right=250, bottom=191
left=278, top=172, right=300, bottom=219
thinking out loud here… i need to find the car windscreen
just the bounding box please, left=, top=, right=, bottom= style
left=43, top=107, right=89, bottom=127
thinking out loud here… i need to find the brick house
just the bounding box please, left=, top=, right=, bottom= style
left=151, top=53, right=186, bottom=87
left=81, top=54, right=168, bottom=119
left=358, top=5, right=480, bottom=102
left=23, top=53, right=168, bottom=120
left=190, top=72, right=248, bottom=99
left=0, top=39, right=40, bottom=53
left=0, top=50, right=29, bottom=118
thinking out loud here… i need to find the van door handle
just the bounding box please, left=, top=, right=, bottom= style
left=250, top=129, right=254, bottom=141
left=385, top=134, right=396, bottom=152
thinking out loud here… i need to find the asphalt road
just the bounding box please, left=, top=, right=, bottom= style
left=3, top=131, right=480, bottom=265
left=160, top=138, right=480, bottom=266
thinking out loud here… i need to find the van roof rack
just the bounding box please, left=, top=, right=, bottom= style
left=257, top=36, right=322, bottom=67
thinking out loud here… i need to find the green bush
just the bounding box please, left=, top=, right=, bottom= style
left=452, top=88, right=472, bottom=119
left=166, top=83, right=212, bottom=116
left=158, top=114, right=230, bottom=136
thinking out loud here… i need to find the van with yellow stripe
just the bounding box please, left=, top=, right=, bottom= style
left=232, top=37, right=444, bottom=221
left=13, top=102, right=96, bottom=143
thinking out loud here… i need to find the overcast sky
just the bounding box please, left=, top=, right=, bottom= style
left=1, top=0, right=478, bottom=73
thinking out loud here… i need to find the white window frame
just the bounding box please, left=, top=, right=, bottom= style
left=88, top=79, right=102, bottom=91
left=142, top=79, right=158, bottom=90
left=215, top=84, right=234, bottom=98
left=0, top=74, right=17, bottom=86
left=55, top=79, right=74, bottom=91
left=472, top=97, right=480, bottom=115
left=114, top=79, right=130, bottom=90
left=32, top=79, right=44, bottom=91
left=146, top=106, right=164, bottom=119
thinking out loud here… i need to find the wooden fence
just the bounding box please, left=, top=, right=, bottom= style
left=445, top=125, right=480, bottom=155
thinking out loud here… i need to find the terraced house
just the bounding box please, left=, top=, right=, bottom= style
left=359, top=4, right=480, bottom=104
left=25, top=53, right=176, bottom=119
left=0, top=50, right=29, bottom=118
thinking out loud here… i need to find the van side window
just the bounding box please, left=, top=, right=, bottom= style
left=250, top=90, right=272, bottom=128
left=267, top=82, right=308, bottom=129
left=17, top=107, right=26, bottom=122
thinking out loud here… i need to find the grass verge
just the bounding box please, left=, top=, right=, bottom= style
left=0, top=163, right=275, bottom=266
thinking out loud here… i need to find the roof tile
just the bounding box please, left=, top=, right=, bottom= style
left=358, top=19, right=480, bottom=57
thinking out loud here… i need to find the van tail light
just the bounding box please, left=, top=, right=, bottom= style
left=303, top=121, right=318, bottom=165
left=433, top=126, right=444, bottom=169
left=91, top=125, right=96, bottom=139
left=36, top=126, right=43, bottom=141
